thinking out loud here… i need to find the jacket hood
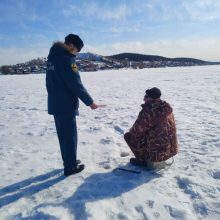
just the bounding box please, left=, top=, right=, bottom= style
left=141, top=99, right=173, bottom=116
left=47, top=41, right=75, bottom=61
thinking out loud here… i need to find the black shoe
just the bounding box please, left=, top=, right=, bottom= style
left=76, top=159, right=81, bottom=165
left=130, top=158, right=147, bottom=166
left=64, top=164, right=85, bottom=177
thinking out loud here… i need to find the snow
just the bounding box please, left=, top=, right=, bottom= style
left=0, top=65, right=220, bottom=220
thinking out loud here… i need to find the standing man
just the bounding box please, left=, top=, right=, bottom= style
left=46, top=34, right=98, bottom=176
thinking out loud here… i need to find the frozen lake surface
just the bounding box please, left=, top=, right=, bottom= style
left=0, top=66, right=219, bottom=220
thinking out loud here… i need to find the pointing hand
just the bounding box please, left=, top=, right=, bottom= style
left=90, top=103, right=98, bottom=110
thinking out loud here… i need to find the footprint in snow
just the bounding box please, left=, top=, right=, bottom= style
left=153, top=212, right=161, bottom=219
left=100, top=137, right=114, bottom=145
left=114, top=125, right=124, bottom=135
left=29, top=108, right=39, bottom=111
left=99, top=161, right=111, bottom=169
left=165, top=205, right=187, bottom=220
left=88, top=126, right=102, bottom=133
left=120, top=152, right=130, bottom=157
left=145, top=200, right=154, bottom=208
left=135, top=205, right=148, bottom=220
left=212, top=171, right=220, bottom=179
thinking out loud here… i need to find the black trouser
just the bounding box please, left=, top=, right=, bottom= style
left=54, top=115, right=77, bottom=171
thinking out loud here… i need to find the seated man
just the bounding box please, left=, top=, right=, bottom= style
left=124, top=87, right=178, bottom=169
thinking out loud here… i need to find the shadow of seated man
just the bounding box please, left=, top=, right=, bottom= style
left=124, top=87, right=178, bottom=170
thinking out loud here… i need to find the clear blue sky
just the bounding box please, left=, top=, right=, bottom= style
left=0, top=0, right=220, bottom=65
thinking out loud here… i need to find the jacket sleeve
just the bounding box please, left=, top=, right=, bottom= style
left=129, top=109, right=153, bottom=138
left=59, top=56, right=94, bottom=106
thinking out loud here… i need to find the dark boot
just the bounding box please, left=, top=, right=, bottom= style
left=129, top=157, right=147, bottom=166
left=64, top=164, right=85, bottom=177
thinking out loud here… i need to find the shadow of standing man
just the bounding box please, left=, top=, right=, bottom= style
left=0, top=169, right=64, bottom=208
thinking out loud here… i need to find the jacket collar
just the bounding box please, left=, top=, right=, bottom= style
left=52, top=41, right=75, bottom=57
left=48, top=41, right=76, bottom=61
left=141, top=99, right=161, bottom=107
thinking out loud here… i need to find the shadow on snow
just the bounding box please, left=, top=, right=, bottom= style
left=27, top=165, right=161, bottom=220
left=0, top=169, right=64, bottom=208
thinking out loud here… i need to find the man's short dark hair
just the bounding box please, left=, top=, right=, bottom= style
left=65, top=34, right=84, bottom=52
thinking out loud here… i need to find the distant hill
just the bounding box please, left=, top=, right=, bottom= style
left=77, top=52, right=102, bottom=61
left=1, top=52, right=220, bottom=75
left=107, top=53, right=219, bottom=65
left=108, top=53, right=170, bottom=62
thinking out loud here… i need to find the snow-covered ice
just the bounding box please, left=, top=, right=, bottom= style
left=0, top=66, right=220, bottom=220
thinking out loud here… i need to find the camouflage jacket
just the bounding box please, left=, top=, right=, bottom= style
left=129, top=99, right=178, bottom=162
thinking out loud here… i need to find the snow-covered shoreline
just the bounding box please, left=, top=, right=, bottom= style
left=0, top=66, right=219, bottom=219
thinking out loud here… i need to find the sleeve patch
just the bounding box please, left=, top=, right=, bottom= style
left=71, top=63, right=78, bottom=73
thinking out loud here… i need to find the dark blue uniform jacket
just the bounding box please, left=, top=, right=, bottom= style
left=46, top=42, right=93, bottom=116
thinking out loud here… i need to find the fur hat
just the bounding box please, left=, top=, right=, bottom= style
left=145, top=87, right=161, bottom=99
left=65, top=34, right=84, bottom=52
